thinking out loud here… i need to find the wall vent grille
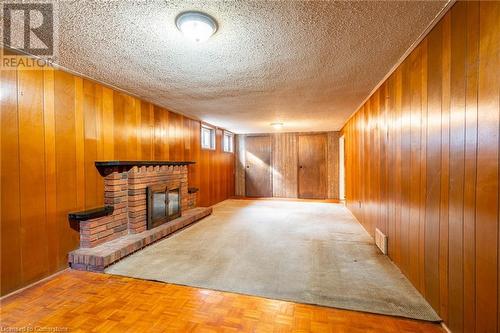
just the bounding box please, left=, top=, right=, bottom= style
left=375, top=228, right=388, bottom=255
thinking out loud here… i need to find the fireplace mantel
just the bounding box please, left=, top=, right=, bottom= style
left=95, top=160, right=195, bottom=167
left=95, top=160, right=195, bottom=176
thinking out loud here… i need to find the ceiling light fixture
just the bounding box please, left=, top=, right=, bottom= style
left=175, top=11, right=218, bottom=43
left=271, top=122, right=284, bottom=130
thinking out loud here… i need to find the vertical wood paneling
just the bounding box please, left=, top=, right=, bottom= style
left=379, top=84, right=388, bottom=236
left=235, top=135, right=246, bottom=196
left=124, top=95, right=138, bottom=160
left=153, top=106, right=168, bottom=160
left=140, top=101, right=153, bottom=160
left=475, top=2, right=499, bottom=332
left=393, top=69, right=403, bottom=268
left=341, top=2, right=499, bottom=331
left=168, top=112, right=183, bottom=161
left=439, top=12, right=451, bottom=322
left=272, top=133, right=298, bottom=198
left=424, top=21, right=442, bottom=312
left=362, top=105, right=370, bottom=233
left=409, top=47, right=423, bottom=287
left=83, top=81, right=98, bottom=208
left=0, top=65, right=22, bottom=294
left=94, top=84, right=104, bottom=206
left=113, top=92, right=126, bottom=160
left=236, top=132, right=340, bottom=199
left=386, top=76, right=396, bottom=262
left=463, top=3, right=479, bottom=332
left=102, top=87, right=114, bottom=160
left=327, top=132, right=340, bottom=200
left=188, top=119, right=202, bottom=198
left=214, top=129, right=223, bottom=201
left=54, top=70, right=79, bottom=270
left=74, top=78, right=85, bottom=212
left=448, top=3, right=467, bottom=331
left=1, top=57, right=235, bottom=296
left=18, top=63, right=49, bottom=284
left=43, top=67, right=58, bottom=274
left=418, top=42, right=428, bottom=294
left=400, top=59, right=411, bottom=277
left=372, top=92, right=381, bottom=237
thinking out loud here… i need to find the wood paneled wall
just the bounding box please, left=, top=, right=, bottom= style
left=0, top=56, right=235, bottom=296
left=341, top=2, right=499, bottom=332
left=326, top=132, right=341, bottom=199
left=235, top=132, right=340, bottom=199
left=272, top=133, right=298, bottom=198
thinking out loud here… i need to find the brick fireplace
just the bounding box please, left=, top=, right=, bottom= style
left=81, top=163, right=189, bottom=247
left=68, top=161, right=211, bottom=272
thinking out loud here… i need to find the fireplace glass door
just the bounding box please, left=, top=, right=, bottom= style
left=147, top=185, right=181, bottom=229
left=152, top=191, right=167, bottom=220
left=167, top=188, right=181, bottom=220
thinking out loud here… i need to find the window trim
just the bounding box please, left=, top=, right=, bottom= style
left=223, top=131, right=234, bottom=153
left=201, top=124, right=216, bottom=150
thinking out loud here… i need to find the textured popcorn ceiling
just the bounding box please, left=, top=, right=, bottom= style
left=56, top=0, right=447, bottom=133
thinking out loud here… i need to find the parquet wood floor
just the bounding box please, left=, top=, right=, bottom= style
left=0, top=270, right=444, bottom=333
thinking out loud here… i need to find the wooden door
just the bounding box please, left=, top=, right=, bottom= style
left=298, top=134, right=327, bottom=199
left=245, top=136, right=272, bottom=197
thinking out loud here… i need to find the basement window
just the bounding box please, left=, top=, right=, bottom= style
left=223, top=131, right=234, bottom=153
left=201, top=124, right=215, bottom=150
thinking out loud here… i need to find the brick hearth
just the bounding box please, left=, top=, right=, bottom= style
left=68, top=161, right=210, bottom=272
left=69, top=207, right=212, bottom=272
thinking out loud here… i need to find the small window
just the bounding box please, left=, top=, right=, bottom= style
left=223, top=131, right=234, bottom=153
left=201, top=125, right=215, bottom=150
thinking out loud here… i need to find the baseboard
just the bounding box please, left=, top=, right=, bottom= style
left=0, top=268, right=69, bottom=301
left=441, top=322, right=452, bottom=333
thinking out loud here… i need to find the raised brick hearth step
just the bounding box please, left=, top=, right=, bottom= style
left=68, top=207, right=212, bottom=272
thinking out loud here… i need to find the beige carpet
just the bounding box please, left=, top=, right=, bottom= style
left=106, top=199, right=440, bottom=322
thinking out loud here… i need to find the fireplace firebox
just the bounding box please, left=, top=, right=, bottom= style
left=147, top=184, right=181, bottom=229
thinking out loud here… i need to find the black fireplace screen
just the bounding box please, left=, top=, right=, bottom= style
left=147, top=185, right=181, bottom=229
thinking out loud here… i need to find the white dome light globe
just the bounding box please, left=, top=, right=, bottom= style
left=176, top=12, right=218, bottom=43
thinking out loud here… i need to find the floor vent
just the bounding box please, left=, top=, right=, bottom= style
left=375, top=228, right=388, bottom=255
